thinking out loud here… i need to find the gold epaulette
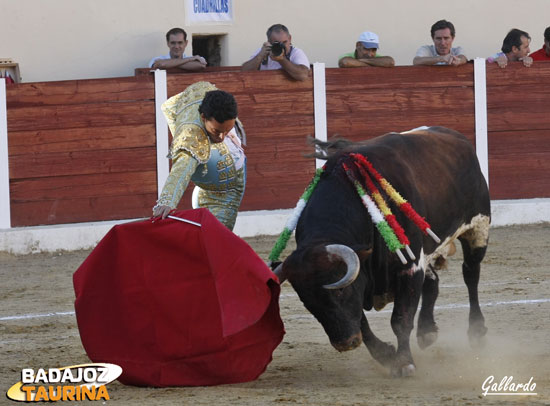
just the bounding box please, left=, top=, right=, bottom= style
left=163, top=81, right=219, bottom=163
left=162, top=81, right=218, bottom=135
left=169, top=123, right=210, bottom=163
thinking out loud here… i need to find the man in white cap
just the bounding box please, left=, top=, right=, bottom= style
left=338, top=31, right=395, bottom=68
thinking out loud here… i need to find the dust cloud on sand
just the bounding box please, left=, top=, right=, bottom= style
left=1, top=223, right=549, bottom=405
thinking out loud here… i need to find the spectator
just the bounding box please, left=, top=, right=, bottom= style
left=149, top=27, right=207, bottom=71
left=413, top=20, right=467, bottom=66
left=241, top=24, right=310, bottom=81
left=488, top=29, right=532, bottom=68
left=529, top=26, right=550, bottom=61
left=152, top=81, right=246, bottom=231
left=338, top=31, right=395, bottom=68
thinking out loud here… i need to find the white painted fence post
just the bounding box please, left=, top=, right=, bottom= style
left=154, top=69, right=169, bottom=198
left=474, top=58, right=489, bottom=188
left=313, top=62, right=327, bottom=169
left=0, top=78, right=11, bottom=229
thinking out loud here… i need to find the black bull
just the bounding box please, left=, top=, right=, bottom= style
left=275, top=126, right=491, bottom=377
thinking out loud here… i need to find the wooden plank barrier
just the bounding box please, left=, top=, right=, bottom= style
left=135, top=66, right=242, bottom=77
left=325, top=64, right=476, bottom=143
left=486, top=62, right=550, bottom=199
left=7, top=76, right=158, bottom=226
left=4, top=63, right=550, bottom=227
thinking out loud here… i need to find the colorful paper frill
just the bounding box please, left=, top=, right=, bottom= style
left=267, top=167, right=324, bottom=265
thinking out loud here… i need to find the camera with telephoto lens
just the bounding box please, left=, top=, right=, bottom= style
left=270, top=41, right=285, bottom=57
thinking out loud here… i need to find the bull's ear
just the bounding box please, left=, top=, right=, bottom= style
left=350, top=244, right=373, bottom=262
left=356, top=248, right=373, bottom=262
left=273, top=254, right=301, bottom=285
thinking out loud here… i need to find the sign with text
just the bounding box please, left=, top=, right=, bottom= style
left=7, top=363, right=122, bottom=402
left=185, top=0, right=233, bottom=25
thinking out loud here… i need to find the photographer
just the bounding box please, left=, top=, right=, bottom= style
left=241, top=24, right=310, bottom=81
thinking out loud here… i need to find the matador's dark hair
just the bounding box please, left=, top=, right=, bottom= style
left=198, top=90, right=238, bottom=123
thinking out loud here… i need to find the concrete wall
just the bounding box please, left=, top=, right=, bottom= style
left=1, top=0, right=549, bottom=82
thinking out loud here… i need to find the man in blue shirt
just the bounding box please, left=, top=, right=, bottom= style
left=413, top=20, right=467, bottom=66
left=149, top=27, right=207, bottom=71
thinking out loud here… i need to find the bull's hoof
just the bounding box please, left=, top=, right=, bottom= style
left=468, top=331, right=487, bottom=349
left=468, top=321, right=488, bottom=349
left=371, top=342, right=396, bottom=367
left=401, top=364, right=416, bottom=377
left=417, top=331, right=438, bottom=350
left=391, top=363, right=416, bottom=378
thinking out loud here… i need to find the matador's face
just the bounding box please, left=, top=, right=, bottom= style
left=201, top=115, right=236, bottom=143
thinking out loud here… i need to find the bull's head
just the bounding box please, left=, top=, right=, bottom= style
left=275, top=244, right=372, bottom=352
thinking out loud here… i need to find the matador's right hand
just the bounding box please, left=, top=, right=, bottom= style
left=152, top=205, right=172, bottom=220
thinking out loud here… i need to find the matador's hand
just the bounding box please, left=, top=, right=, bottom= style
left=152, top=205, right=172, bottom=220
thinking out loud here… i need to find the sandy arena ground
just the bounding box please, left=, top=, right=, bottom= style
left=1, top=223, right=549, bottom=405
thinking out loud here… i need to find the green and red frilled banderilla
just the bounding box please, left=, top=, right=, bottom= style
left=350, top=153, right=440, bottom=244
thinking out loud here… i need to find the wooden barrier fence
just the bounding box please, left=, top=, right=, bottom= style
left=3, top=62, right=550, bottom=227
left=486, top=64, right=550, bottom=199
left=6, top=76, right=158, bottom=226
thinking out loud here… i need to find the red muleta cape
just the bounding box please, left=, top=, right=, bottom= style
left=73, top=208, right=285, bottom=387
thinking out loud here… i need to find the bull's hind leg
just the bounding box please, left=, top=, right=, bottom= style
left=417, top=265, right=439, bottom=349
left=458, top=216, right=490, bottom=346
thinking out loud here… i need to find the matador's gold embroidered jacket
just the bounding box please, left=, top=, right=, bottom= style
left=155, top=81, right=246, bottom=230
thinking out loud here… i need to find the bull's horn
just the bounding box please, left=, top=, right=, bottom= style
left=323, top=245, right=361, bottom=290
left=273, top=263, right=287, bottom=284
